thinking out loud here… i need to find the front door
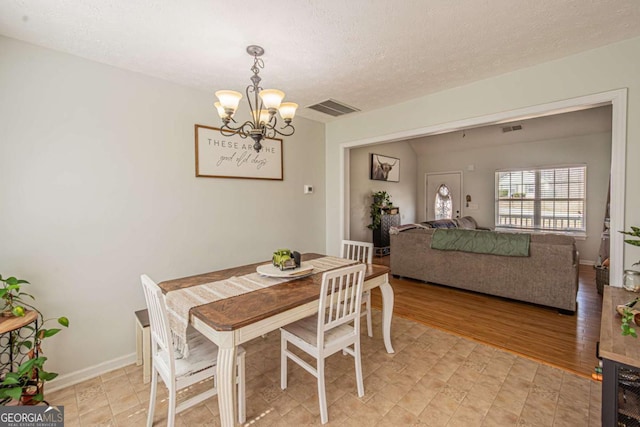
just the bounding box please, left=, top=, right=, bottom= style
left=426, top=172, right=462, bottom=221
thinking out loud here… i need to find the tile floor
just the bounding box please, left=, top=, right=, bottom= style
left=46, top=311, right=602, bottom=426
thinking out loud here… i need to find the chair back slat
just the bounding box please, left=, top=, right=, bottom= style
left=341, top=240, right=374, bottom=264
left=140, top=274, right=175, bottom=366
left=318, top=264, right=366, bottom=343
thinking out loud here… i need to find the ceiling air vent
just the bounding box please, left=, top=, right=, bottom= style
left=306, top=99, right=360, bottom=117
left=502, top=124, right=523, bottom=133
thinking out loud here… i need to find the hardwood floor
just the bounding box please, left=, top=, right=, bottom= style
left=370, top=257, right=602, bottom=378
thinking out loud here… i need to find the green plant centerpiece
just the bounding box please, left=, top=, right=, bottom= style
left=618, top=226, right=640, bottom=337
left=0, top=275, right=69, bottom=404
left=367, top=191, right=393, bottom=230
left=272, top=249, right=297, bottom=271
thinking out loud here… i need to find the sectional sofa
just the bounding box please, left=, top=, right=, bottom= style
left=389, top=225, right=580, bottom=313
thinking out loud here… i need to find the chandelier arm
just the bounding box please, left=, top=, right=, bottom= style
left=220, top=120, right=255, bottom=138
left=274, top=123, right=296, bottom=137
left=262, top=126, right=276, bottom=140
left=263, top=120, right=296, bottom=138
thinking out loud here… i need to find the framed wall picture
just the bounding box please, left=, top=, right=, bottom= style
left=195, top=124, right=283, bottom=180
left=370, top=153, right=400, bottom=182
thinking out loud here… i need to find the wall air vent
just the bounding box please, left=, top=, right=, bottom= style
left=502, top=124, right=523, bottom=133
left=306, top=99, right=360, bottom=117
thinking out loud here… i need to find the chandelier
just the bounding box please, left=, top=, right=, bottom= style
left=214, top=45, right=298, bottom=153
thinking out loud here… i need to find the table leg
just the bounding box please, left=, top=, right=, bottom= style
left=217, top=343, right=237, bottom=427
left=379, top=276, right=395, bottom=353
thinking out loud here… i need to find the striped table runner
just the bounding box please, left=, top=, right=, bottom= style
left=166, top=256, right=355, bottom=357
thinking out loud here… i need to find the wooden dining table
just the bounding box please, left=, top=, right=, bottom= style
left=158, top=253, right=394, bottom=427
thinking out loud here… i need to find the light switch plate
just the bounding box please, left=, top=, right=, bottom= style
left=304, top=185, right=313, bottom=194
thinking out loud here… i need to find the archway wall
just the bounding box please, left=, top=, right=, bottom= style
left=326, top=36, right=640, bottom=283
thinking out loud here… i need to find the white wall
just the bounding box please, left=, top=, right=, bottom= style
left=348, top=142, right=418, bottom=242
left=416, top=132, right=611, bottom=263
left=0, top=37, right=326, bottom=380
left=326, top=36, right=640, bottom=272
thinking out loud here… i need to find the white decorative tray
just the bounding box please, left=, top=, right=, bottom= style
left=256, top=262, right=315, bottom=278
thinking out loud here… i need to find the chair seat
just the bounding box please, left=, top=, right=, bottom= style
left=281, top=315, right=356, bottom=348
left=159, top=327, right=245, bottom=378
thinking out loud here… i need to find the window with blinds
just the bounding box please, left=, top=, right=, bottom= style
left=496, top=166, right=586, bottom=232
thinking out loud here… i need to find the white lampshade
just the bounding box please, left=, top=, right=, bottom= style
left=258, top=109, right=271, bottom=125
left=259, top=89, right=285, bottom=109
left=215, top=90, right=242, bottom=111
left=278, top=102, right=298, bottom=121
left=214, top=102, right=227, bottom=119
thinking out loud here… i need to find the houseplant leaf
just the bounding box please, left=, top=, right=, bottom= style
left=42, top=328, right=61, bottom=338
left=17, top=358, right=37, bottom=376
left=1, top=376, right=21, bottom=386
left=38, top=371, right=58, bottom=382
left=4, top=387, right=24, bottom=401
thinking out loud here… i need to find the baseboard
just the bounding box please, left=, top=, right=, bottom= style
left=47, top=352, right=137, bottom=393
left=580, top=259, right=596, bottom=266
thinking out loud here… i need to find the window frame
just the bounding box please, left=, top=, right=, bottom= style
left=434, top=184, right=453, bottom=220
left=494, top=164, right=587, bottom=237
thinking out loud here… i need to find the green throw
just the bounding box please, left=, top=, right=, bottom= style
left=431, top=229, right=530, bottom=257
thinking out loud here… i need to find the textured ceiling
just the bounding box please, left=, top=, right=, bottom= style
left=409, top=105, right=612, bottom=156
left=1, top=1, right=639, bottom=123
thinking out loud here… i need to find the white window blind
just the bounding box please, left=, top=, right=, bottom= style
left=496, top=166, right=586, bottom=232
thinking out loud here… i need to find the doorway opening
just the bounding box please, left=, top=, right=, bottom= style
left=339, top=89, right=626, bottom=285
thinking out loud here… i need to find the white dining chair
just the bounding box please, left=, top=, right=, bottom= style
left=280, top=264, right=366, bottom=424
left=341, top=239, right=374, bottom=337
left=140, top=274, right=246, bottom=427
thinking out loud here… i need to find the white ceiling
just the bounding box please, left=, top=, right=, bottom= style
left=409, top=105, right=612, bottom=156
left=1, top=1, right=639, bottom=123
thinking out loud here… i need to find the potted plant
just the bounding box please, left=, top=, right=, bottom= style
left=0, top=275, right=69, bottom=404
left=367, top=191, right=393, bottom=231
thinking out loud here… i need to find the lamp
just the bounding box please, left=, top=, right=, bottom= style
left=214, top=45, right=298, bottom=153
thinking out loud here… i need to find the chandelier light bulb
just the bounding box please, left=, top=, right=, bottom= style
left=258, top=109, right=271, bottom=125
left=278, top=102, right=299, bottom=121
left=215, top=90, right=242, bottom=113
left=214, top=102, right=227, bottom=119
left=259, top=89, right=285, bottom=110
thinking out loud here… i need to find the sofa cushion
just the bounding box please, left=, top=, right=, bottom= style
left=421, top=216, right=479, bottom=230
left=454, top=216, right=478, bottom=229
left=421, top=219, right=457, bottom=229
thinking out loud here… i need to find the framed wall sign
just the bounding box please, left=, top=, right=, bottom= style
left=195, top=124, right=283, bottom=180
left=370, top=153, right=400, bottom=182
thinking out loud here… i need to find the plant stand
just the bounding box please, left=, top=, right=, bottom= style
left=373, top=210, right=400, bottom=256
left=0, top=311, right=39, bottom=405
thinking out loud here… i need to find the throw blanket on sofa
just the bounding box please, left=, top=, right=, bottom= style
left=431, top=229, right=530, bottom=256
